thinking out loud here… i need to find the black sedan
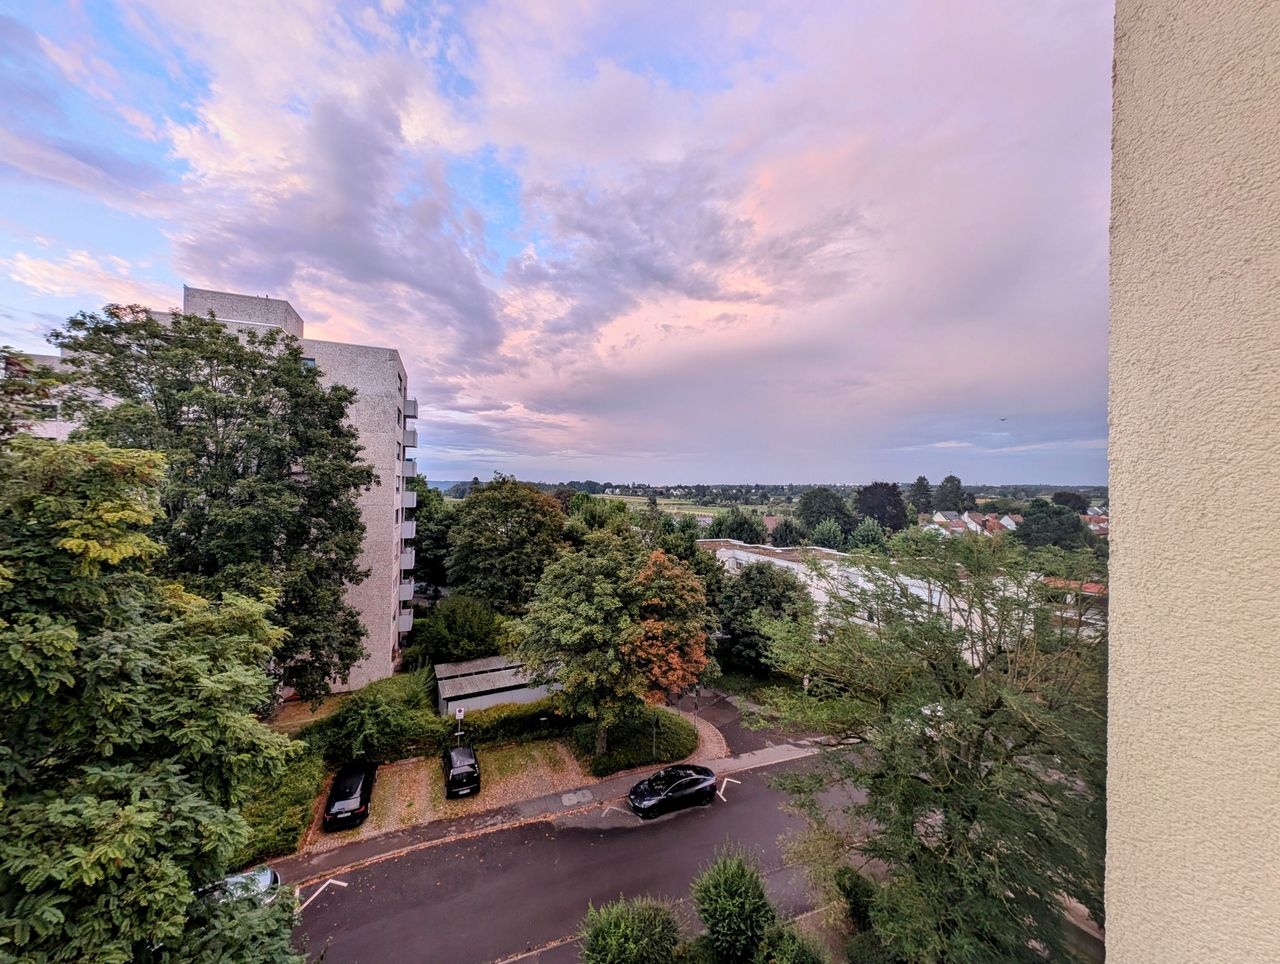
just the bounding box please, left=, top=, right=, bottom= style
left=628, top=764, right=717, bottom=819
left=322, top=761, right=377, bottom=832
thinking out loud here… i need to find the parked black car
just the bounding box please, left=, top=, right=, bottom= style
left=442, top=745, right=481, bottom=799
left=628, top=764, right=717, bottom=819
left=322, top=761, right=376, bottom=831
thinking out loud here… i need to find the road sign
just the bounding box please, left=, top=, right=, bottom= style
left=455, top=706, right=465, bottom=721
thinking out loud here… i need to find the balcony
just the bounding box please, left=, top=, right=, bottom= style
left=402, top=488, right=417, bottom=509
left=399, top=547, right=415, bottom=571
left=403, top=397, right=418, bottom=419
left=399, top=580, right=414, bottom=602
left=403, top=428, right=418, bottom=448
left=396, top=610, right=414, bottom=633
left=401, top=519, right=417, bottom=540
left=401, top=459, right=417, bottom=479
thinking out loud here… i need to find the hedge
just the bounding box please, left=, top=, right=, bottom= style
left=233, top=745, right=327, bottom=867
left=579, top=896, right=682, bottom=964
left=692, top=851, right=776, bottom=963
left=754, top=924, right=826, bottom=964
left=571, top=708, right=699, bottom=777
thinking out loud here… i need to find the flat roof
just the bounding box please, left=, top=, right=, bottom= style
left=434, top=655, right=523, bottom=680
left=438, top=667, right=534, bottom=700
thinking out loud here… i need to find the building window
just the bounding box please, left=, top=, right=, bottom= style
left=301, top=357, right=317, bottom=369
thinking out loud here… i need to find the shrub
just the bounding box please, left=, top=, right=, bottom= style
left=579, top=896, right=682, bottom=964
left=233, top=746, right=327, bottom=866
left=692, top=851, right=777, bottom=963
left=401, top=595, right=503, bottom=668
left=843, top=931, right=897, bottom=964
left=308, top=690, right=448, bottom=765
left=755, top=924, right=826, bottom=964
left=833, top=868, right=877, bottom=933
left=571, top=708, right=699, bottom=777
left=464, top=696, right=578, bottom=745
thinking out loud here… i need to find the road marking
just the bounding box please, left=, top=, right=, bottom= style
left=300, top=877, right=349, bottom=912
left=601, top=804, right=640, bottom=820
left=717, top=777, right=742, bottom=802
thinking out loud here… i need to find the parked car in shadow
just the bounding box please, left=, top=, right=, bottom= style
left=209, top=866, right=282, bottom=905
left=628, top=764, right=717, bottom=819
left=442, top=745, right=481, bottom=799
left=323, top=761, right=377, bottom=831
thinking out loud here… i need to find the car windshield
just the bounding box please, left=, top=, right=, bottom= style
left=333, top=774, right=364, bottom=799
left=647, top=769, right=687, bottom=794
left=448, top=749, right=476, bottom=768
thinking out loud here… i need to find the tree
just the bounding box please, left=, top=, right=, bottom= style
left=854, top=482, right=908, bottom=532
left=579, top=897, right=681, bottom=964
left=849, top=517, right=887, bottom=552
left=1, top=348, right=57, bottom=445
left=715, top=563, right=813, bottom=675
left=706, top=507, right=768, bottom=544
left=401, top=595, right=501, bottom=669
left=519, top=532, right=708, bottom=754
left=50, top=307, right=374, bottom=703
left=933, top=474, right=965, bottom=513
left=1014, top=499, right=1093, bottom=550
left=769, top=517, right=809, bottom=547
left=907, top=475, right=933, bottom=516
left=405, top=477, right=451, bottom=596
left=796, top=486, right=854, bottom=534
left=763, top=532, right=1105, bottom=963
left=0, top=435, right=299, bottom=961
left=809, top=518, right=847, bottom=551
left=447, top=474, right=565, bottom=613
left=1051, top=490, right=1091, bottom=513
left=692, top=851, right=776, bottom=963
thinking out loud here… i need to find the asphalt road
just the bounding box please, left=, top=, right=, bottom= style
left=296, top=759, right=816, bottom=963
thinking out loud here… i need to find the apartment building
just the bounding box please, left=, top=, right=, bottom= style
left=21, top=286, right=418, bottom=692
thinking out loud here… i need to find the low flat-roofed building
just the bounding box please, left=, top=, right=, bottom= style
left=434, top=656, right=551, bottom=716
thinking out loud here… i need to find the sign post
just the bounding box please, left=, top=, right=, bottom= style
left=454, top=706, right=465, bottom=746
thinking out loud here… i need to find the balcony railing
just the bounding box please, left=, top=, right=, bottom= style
left=396, top=610, right=414, bottom=633
left=401, top=459, right=417, bottom=479
left=399, top=580, right=414, bottom=602
left=403, top=398, right=418, bottom=419
left=401, top=520, right=417, bottom=540
left=403, top=428, right=417, bottom=448
left=399, top=547, right=415, bottom=571
left=401, top=488, right=418, bottom=509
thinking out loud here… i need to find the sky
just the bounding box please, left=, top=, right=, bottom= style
left=0, top=0, right=1113, bottom=485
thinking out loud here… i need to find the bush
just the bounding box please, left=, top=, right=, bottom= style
left=579, top=896, right=683, bottom=964
left=464, top=696, right=578, bottom=745
left=755, top=924, right=826, bottom=964
left=692, top=851, right=777, bottom=963
left=833, top=868, right=877, bottom=933
left=233, top=746, right=327, bottom=866
left=401, top=595, right=503, bottom=668
left=571, top=708, right=699, bottom=777
left=843, top=932, right=897, bottom=964
left=308, top=689, right=448, bottom=765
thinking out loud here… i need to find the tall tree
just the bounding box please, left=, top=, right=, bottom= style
left=849, top=516, right=887, bottom=551
left=1051, top=490, right=1091, bottom=514
left=0, top=435, right=299, bottom=962
left=50, top=307, right=374, bottom=703
left=447, top=474, right=565, bottom=613
left=714, top=563, right=813, bottom=675
left=933, top=474, right=965, bottom=513
left=854, top=481, right=909, bottom=532
left=706, top=506, right=768, bottom=544
left=1, top=349, right=56, bottom=444
left=405, top=477, right=451, bottom=596
left=769, top=516, right=809, bottom=547
left=519, top=532, right=708, bottom=754
left=763, top=532, right=1105, bottom=963
left=1014, top=498, right=1093, bottom=550
left=907, top=475, right=933, bottom=515
left=796, top=486, right=855, bottom=534
left=809, top=517, right=847, bottom=551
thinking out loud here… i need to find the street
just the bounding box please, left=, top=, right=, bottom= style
left=295, top=759, right=815, bottom=963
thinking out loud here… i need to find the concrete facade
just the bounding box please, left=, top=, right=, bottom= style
left=1109, top=2, right=1280, bottom=960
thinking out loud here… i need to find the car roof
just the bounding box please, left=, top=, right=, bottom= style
left=447, top=746, right=477, bottom=765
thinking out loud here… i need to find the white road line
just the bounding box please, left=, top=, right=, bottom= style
left=300, top=877, right=349, bottom=912
left=601, top=804, right=641, bottom=820
left=717, top=777, right=742, bottom=802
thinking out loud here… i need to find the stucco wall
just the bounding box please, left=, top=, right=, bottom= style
left=1109, top=3, right=1280, bottom=960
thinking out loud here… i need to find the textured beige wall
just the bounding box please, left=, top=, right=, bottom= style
left=1109, top=3, right=1280, bottom=961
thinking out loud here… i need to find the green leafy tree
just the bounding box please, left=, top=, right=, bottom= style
left=519, top=532, right=708, bottom=754
left=447, top=474, right=565, bottom=613
left=809, top=518, right=847, bottom=551
left=0, top=436, right=298, bottom=962
left=715, top=563, right=813, bottom=675
left=849, top=517, right=887, bottom=552
left=692, top=851, right=777, bottom=964
left=907, top=475, right=933, bottom=516
left=796, top=487, right=854, bottom=534
left=763, top=532, right=1106, bottom=963
left=1014, top=498, right=1093, bottom=550
left=854, top=482, right=908, bottom=532
left=579, top=897, right=682, bottom=964
left=1, top=349, right=57, bottom=444
left=401, top=595, right=501, bottom=668
left=1051, top=490, right=1091, bottom=514
left=405, top=477, right=451, bottom=596
left=933, top=474, right=965, bottom=513
left=50, top=306, right=375, bottom=703
left=769, top=517, right=809, bottom=547
left=707, top=507, right=768, bottom=544
left=754, top=924, right=826, bottom=964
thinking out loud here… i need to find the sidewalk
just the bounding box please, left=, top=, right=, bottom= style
left=272, top=738, right=818, bottom=886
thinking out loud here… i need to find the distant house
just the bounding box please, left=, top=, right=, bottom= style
left=933, top=511, right=962, bottom=523
left=1081, top=514, right=1110, bottom=539
left=433, top=656, right=551, bottom=717
left=923, top=510, right=1018, bottom=538
left=1000, top=514, right=1024, bottom=531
